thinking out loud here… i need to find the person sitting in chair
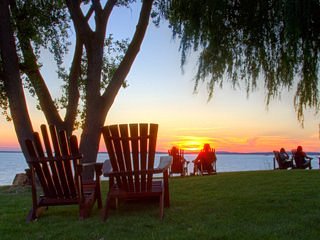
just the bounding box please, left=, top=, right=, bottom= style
left=193, top=143, right=217, bottom=175
left=279, top=148, right=293, bottom=168
left=168, top=146, right=188, bottom=176
left=295, top=146, right=313, bottom=169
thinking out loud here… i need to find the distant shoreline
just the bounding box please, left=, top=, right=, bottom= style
left=2, top=150, right=319, bottom=155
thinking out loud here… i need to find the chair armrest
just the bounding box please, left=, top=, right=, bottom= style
left=102, top=159, right=112, bottom=177
left=106, top=168, right=165, bottom=177
left=156, top=156, right=173, bottom=170
left=79, top=162, right=103, bottom=177
left=94, top=162, right=103, bottom=176
left=82, top=162, right=101, bottom=167
left=104, top=156, right=172, bottom=177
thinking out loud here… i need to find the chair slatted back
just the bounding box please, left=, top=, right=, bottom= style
left=40, top=125, right=63, bottom=197
left=25, top=125, right=81, bottom=200
left=102, top=123, right=158, bottom=193
left=169, top=148, right=184, bottom=173
left=203, top=148, right=216, bottom=163
left=273, top=150, right=283, bottom=168
left=292, top=149, right=304, bottom=168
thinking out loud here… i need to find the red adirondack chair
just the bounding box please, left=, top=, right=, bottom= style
left=193, top=144, right=217, bottom=175
left=291, top=149, right=312, bottom=169
left=101, top=123, right=172, bottom=220
left=25, top=125, right=102, bottom=222
left=168, top=147, right=189, bottom=176
left=273, top=150, right=293, bottom=170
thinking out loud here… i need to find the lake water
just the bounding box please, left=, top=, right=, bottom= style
left=1, top=152, right=319, bottom=186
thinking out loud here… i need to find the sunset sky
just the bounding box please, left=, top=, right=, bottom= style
left=1, top=3, right=319, bottom=153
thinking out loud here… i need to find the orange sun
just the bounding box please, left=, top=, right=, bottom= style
left=171, top=136, right=213, bottom=153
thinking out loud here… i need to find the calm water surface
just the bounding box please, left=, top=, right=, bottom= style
left=0, top=152, right=319, bottom=186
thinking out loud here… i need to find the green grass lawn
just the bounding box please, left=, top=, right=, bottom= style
left=0, top=170, right=320, bottom=240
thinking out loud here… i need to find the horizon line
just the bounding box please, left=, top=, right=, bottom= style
left=1, top=150, right=320, bottom=155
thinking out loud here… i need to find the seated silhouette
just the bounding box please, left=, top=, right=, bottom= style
left=168, top=146, right=189, bottom=176
left=273, top=148, right=293, bottom=169
left=193, top=144, right=217, bottom=175
left=292, top=146, right=312, bottom=169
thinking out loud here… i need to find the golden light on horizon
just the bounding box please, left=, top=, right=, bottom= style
left=170, top=136, right=214, bottom=153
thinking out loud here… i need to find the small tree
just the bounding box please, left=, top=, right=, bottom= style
left=0, top=0, right=155, bottom=178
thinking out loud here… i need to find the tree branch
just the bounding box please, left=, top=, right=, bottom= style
left=101, top=0, right=154, bottom=110
left=21, top=40, right=64, bottom=126
left=0, top=0, right=33, bottom=161
left=66, top=0, right=93, bottom=41
left=63, top=37, right=82, bottom=134
left=92, top=0, right=103, bottom=12
left=84, top=0, right=117, bottom=104
left=10, top=0, right=63, bottom=126
left=103, top=0, right=117, bottom=19
left=85, top=5, right=94, bottom=22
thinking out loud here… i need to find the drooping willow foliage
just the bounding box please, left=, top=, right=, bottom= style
left=1, top=0, right=319, bottom=125
left=163, top=0, right=320, bottom=123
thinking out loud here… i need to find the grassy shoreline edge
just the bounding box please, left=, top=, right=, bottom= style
left=0, top=170, right=319, bottom=239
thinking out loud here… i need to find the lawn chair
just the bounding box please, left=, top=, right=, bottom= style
left=200, top=150, right=217, bottom=175
left=101, top=123, right=172, bottom=220
left=273, top=150, right=293, bottom=169
left=25, top=125, right=102, bottom=222
left=291, top=149, right=312, bottom=169
left=193, top=146, right=217, bottom=175
left=168, top=147, right=189, bottom=176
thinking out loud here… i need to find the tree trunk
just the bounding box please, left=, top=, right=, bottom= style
left=0, top=0, right=33, bottom=161
left=78, top=0, right=154, bottom=180
left=9, top=0, right=63, bottom=129
left=79, top=14, right=106, bottom=179
left=0, top=0, right=154, bottom=178
left=79, top=100, right=107, bottom=180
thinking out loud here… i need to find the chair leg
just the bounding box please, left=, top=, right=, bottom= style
left=26, top=206, right=47, bottom=222
left=79, top=200, right=91, bottom=220
left=26, top=207, right=37, bottom=222
left=27, top=167, right=39, bottom=222
left=163, top=171, right=170, bottom=208
left=102, top=194, right=112, bottom=221
left=96, top=186, right=102, bottom=209
left=159, top=192, right=164, bottom=219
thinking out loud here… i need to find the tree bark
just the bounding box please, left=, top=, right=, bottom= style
left=0, top=0, right=33, bottom=161
left=63, top=38, right=82, bottom=135
left=79, top=0, right=154, bottom=179
left=101, top=0, right=154, bottom=110
left=10, top=0, right=64, bottom=129
left=1, top=0, right=154, bottom=180
left=19, top=39, right=64, bottom=128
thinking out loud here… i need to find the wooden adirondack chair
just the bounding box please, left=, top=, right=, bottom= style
left=291, top=149, right=312, bottom=169
left=168, top=147, right=189, bottom=176
left=193, top=146, right=217, bottom=175
left=101, top=123, right=172, bottom=220
left=273, top=150, right=293, bottom=170
left=25, top=125, right=102, bottom=222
